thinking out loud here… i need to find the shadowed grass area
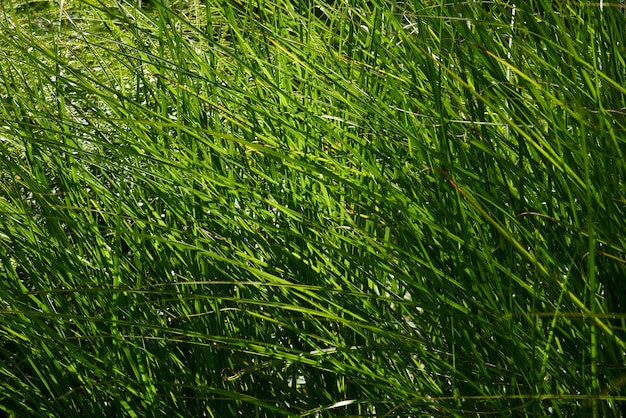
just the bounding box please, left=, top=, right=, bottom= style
left=1, top=0, right=625, bottom=416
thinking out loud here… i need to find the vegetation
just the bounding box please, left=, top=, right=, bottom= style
left=1, top=0, right=625, bottom=416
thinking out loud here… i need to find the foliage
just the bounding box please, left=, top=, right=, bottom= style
left=1, top=0, right=626, bottom=416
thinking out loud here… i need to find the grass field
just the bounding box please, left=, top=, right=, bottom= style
left=1, top=0, right=626, bottom=416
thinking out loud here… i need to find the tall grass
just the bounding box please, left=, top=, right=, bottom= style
left=1, top=0, right=625, bottom=416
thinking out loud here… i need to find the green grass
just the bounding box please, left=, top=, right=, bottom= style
left=1, top=0, right=625, bottom=416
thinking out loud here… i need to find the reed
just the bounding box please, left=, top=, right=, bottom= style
left=1, top=1, right=625, bottom=416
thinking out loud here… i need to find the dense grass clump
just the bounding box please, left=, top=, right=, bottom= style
left=1, top=0, right=625, bottom=416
